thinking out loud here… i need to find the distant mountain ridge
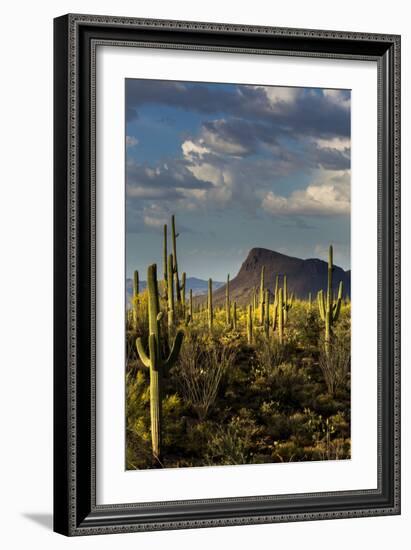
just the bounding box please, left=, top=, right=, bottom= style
left=126, top=276, right=224, bottom=302
left=126, top=248, right=350, bottom=306
left=210, top=247, right=350, bottom=305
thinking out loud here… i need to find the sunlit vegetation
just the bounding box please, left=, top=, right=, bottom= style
left=126, top=215, right=351, bottom=469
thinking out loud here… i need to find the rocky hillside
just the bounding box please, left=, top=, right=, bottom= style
left=211, top=247, right=350, bottom=305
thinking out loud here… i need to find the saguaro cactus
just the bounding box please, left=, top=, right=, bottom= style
left=283, top=275, right=293, bottom=324
left=135, top=264, right=184, bottom=460
left=317, top=245, right=343, bottom=353
left=232, top=301, right=237, bottom=331
left=162, top=223, right=167, bottom=291
left=247, top=304, right=253, bottom=344
left=277, top=288, right=284, bottom=344
left=225, top=274, right=231, bottom=326
left=171, top=215, right=181, bottom=304
left=181, top=272, right=186, bottom=315
left=308, top=292, right=312, bottom=311
left=208, top=278, right=213, bottom=330
left=167, top=254, right=175, bottom=331
left=264, top=289, right=270, bottom=337
left=272, top=276, right=279, bottom=331
left=132, top=270, right=139, bottom=330
left=259, top=266, right=265, bottom=324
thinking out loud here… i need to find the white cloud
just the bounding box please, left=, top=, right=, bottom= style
left=313, top=136, right=351, bottom=152
left=323, top=89, right=350, bottom=110
left=126, top=135, right=139, bottom=147
left=262, top=170, right=350, bottom=216
left=181, top=140, right=210, bottom=160
left=142, top=204, right=168, bottom=228
left=251, top=85, right=302, bottom=111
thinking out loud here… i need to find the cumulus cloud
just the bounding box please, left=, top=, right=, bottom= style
left=126, top=135, right=139, bottom=147
left=252, top=85, right=302, bottom=111
left=323, top=89, right=351, bottom=110
left=262, top=170, right=350, bottom=216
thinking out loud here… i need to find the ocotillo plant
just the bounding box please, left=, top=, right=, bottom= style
left=167, top=253, right=175, bottom=331
left=264, top=289, right=270, bottom=337
left=247, top=304, right=253, bottom=344
left=135, top=264, right=184, bottom=460
left=208, top=278, right=213, bottom=331
left=317, top=245, right=343, bottom=353
left=132, top=270, right=139, bottom=330
left=283, top=275, right=293, bottom=324
left=171, top=215, right=182, bottom=304
left=225, top=274, right=231, bottom=326
left=259, top=266, right=265, bottom=324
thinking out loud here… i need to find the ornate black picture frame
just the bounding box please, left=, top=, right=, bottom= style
left=53, top=13, right=400, bottom=536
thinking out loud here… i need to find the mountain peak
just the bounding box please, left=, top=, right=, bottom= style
left=212, top=247, right=350, bottom=304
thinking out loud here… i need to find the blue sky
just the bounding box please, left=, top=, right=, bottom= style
left=125, top=79, right=351, bottom=280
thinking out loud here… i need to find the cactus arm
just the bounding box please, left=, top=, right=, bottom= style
left=136, top=337, right=151, bottom=368
left=332, top=280, right=344, bottom=321
left=165, top=330, right=184, bottom=368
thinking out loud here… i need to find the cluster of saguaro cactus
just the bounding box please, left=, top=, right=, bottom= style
left=253, top=271, right=294, bottom=343
left=135, top=264, right=184, bottom=459
left=317, top=245, right=343, bottom=354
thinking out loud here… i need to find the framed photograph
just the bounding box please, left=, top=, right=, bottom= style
left=53, top=14, right=400, bottom=536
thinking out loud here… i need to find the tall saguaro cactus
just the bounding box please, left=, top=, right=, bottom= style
left=259, top=266, right=265, bottom=324
left=277, top=288, right=284, bottom=344
left=208, top=278, right=213, bottom=331
left=232, top=301, right=237, bottom=331
left=135, top=264, right=184, bottom=460
left=132, top=270, right=139, bottom=330
left=283, top=275, right=293, bottom=324
left=247, top=304, right=253, bottom=344
left=181, top=272, right=186, bottom=315
left=317, top=245, right=343, bottom=353
left=264, top=289, right=270, bottom=337
left=162, top=224, right=168, bottom=300
left=167, top=254, right=175, bottom=331
left=226, top=274, right=231, bottom=326
left=272, top=276, right=279, bottom=331
left=171, top=215, right=181, bottom=304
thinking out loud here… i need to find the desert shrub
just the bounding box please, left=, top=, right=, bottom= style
left=174, top=331, right=236, bottom=420
left=318, top=332, right=350, bottom=396
left=254, top=338, right=285, bottom=376
left=252, top=361, right=313, bottom=412
left=204, top=416, right=259, bottom=465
